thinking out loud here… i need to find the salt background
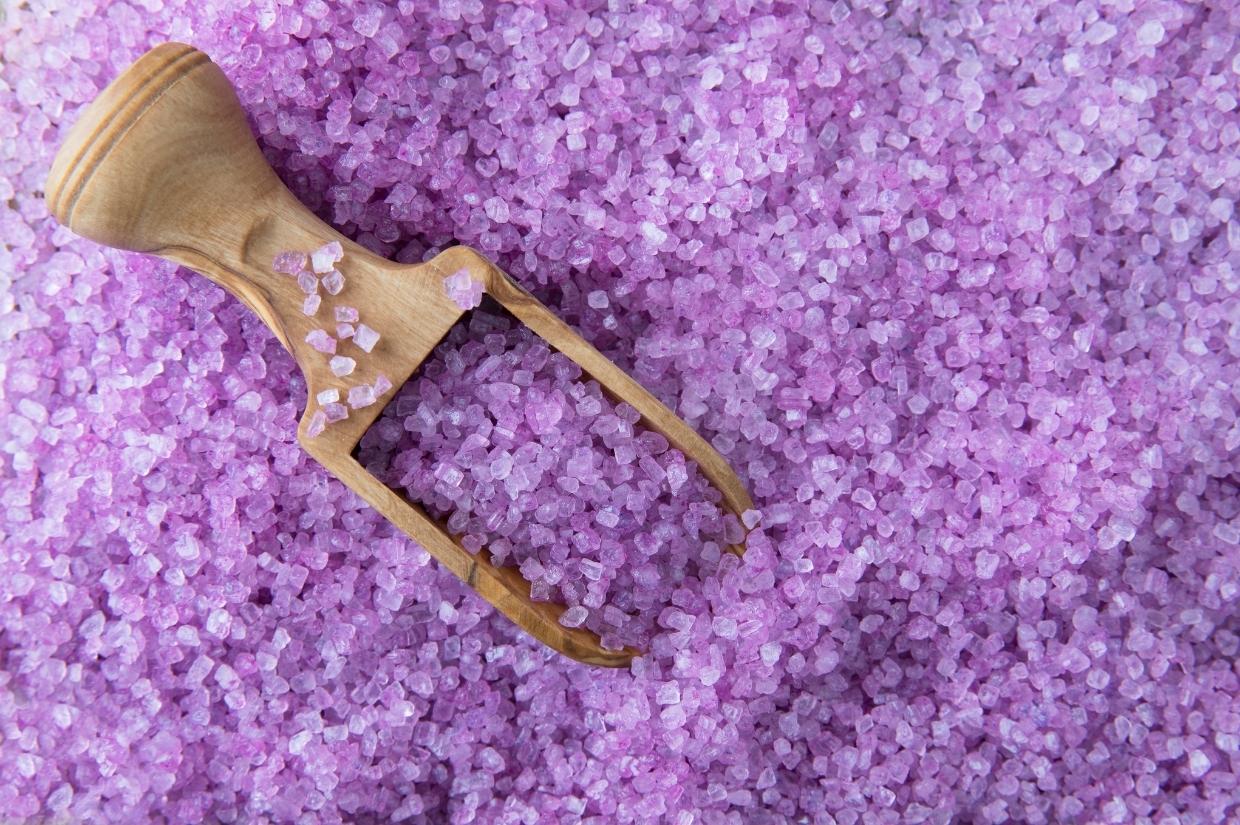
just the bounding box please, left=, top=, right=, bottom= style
left=2, top=1, right=1239, bottom=823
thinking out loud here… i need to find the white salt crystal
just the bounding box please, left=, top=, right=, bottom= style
left=329, top=356, right=356, bottom=377
left=316, top=388, right=339, bottom=405
left=353, top=324, right=380, bottom=353
left=310, top=241, right=343, bottom=273
left=640, top=221, right=668, bottom=245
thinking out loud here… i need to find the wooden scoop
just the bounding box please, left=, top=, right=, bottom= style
left=45, top=43, right=754, bottom=667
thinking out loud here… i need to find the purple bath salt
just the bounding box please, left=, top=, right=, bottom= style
left=336, top=322, right=355, bottom=339
left=443, top=268, right=483, bottom=309
left=304, top=329, right=335, bottom=354
left=357, top=308, right=730, bottom=649
left=310, top=240, right=343, bottom=273
left=6, top=2, right=1240, bottom=823
left=334, top=305, right=359, bottom=322
left=301, top=293, right=320, bottom=316
left=372, top=373, right=392, bottom=397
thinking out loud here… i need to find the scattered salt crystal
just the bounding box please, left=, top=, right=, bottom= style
left=335, top=306, right=359, bottom=322
left=272, top=251, right=306, bottom=275
left=310, top=241, right=343, bottom=273
left=353, top=324, right=380, bottom=352
left=323, top=403, right=349, bottom=423
left=305, top=329, right=336, bottom=354
left=348, top=384, right=376, bottom=409
left=306, top=410, right=327, bottom=437
left=316, top=388, right=339, bottom=405
left=321, top=269, right=345, bottom=295
left=372, top=373, right=392, bottom=397
left=302, top=294, right=321, bottom=316
left=329, top=356, right=356, bottom=376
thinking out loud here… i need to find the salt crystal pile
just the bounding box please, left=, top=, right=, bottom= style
left=356, top=309, right=731, bottom=649
left=4, top=1, right=1238, bottom=823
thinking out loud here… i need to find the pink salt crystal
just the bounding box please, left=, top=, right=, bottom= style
left=297, top=271, right=318, bottom=295
left=329, top=356, right=356, bottom=377
left=741, top=509, right=762, bottom=529
left=348, top=384, right=376, bottom=409
left=272, top=250, right=306, bottom=275
left=302, top=294, right=321, bottom=316
left=443, top=268, right=483, bottom=310
left=304, top=329, right=336, bottom=354
left=559, top=606, right=588, bottom=628
left=334, top=305, right=359, bottom=322
left=305, top=410, right=327, bottom=438
left=353, top=323, right=380, bottom=353
left=336, top=322, right=355, bottom=339
left=321, top=269, right=345, bottom=295
left=315, top=388, right=339, bottom=405
left=322, top=403, right=348, bottom=423
left=310, top=240, right=343, bottom=273
left=372, top=373, right=393, bottom=397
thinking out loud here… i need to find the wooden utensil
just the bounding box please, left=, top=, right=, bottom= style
left=45, top=43, right=754, bottom=667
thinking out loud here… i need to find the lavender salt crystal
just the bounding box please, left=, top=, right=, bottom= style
left=306, top=410, right=327, bottom=438
left=352, top=323, right=380, bottom=353
left=304, top=329, right=335, bottom=354
left=347, top=384, right=375, bottom=409
left=272, top=250, right=305, bottom=275
left=321, top=268, right=345, bottom=295
left=443, top=268, right=483, bottom=310
left=5, top=2, right=1240, bottom=823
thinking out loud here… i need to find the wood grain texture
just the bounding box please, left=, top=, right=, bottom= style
left=45, top=43, right=753, bottom=668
